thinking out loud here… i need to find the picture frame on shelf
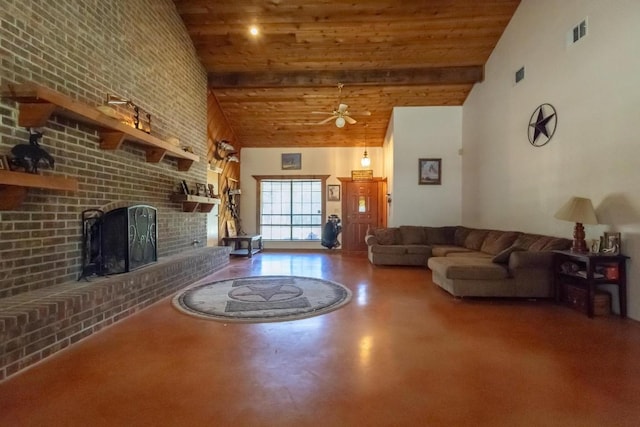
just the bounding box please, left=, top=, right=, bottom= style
left=207, top=184, right=216, bottom=198
left=602, top=232, right=621, bottom=255
left=418, top=158, right=441, bottom=185
left=195, top=182, right=207, bottom=197
left=327, top=184, right=340, bottom=201
left=281, top=153, right=302, bottom=170
left=590, top=238, right=601, bottom=254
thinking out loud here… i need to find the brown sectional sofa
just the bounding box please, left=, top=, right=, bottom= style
left=364, top=226, right=571, bottom=298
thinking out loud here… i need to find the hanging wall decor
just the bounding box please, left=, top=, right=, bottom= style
left=528, top=103, right=557, bottom=147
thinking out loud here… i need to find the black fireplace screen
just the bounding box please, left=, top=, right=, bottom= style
left=81, top=205, right=157, bottom=278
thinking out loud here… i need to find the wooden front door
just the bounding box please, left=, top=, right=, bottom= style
left=339, top=178, right=386, bottom=253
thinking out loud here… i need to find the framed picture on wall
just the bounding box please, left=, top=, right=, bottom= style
left=327, top=184, right=340, bottom=201
left=281, top=153, right=302, bottom=170
left=418, top=158, right=441, bottom=185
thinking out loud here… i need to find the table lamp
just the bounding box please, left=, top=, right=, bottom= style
left=553, top=196, right=598, bottom=253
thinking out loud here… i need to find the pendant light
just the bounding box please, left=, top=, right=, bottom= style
left=361, top=123, right=371, bottom=168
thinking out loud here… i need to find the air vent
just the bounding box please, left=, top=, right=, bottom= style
left=515, top=66, right=525, bottom=84
left=567, top=18, right=588, bottom=46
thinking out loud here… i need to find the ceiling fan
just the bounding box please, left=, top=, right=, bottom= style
left=312, top=83, right=370, bottom=128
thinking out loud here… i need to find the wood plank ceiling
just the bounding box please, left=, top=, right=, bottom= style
left=174, top=0, right=520, bottom=148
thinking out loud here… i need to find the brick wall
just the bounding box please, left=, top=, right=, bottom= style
left=0, top=0, right=210, bottom=298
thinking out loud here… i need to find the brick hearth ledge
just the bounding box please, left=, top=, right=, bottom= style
left=0, top=246, right=231, bottom=381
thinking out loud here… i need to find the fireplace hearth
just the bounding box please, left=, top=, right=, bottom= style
left=81, top=205, right=157, bottom=278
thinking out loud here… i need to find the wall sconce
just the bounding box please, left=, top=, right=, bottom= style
left=213, top=139, right=238, bottom=161
left=106, top=94, right=151, bottom=134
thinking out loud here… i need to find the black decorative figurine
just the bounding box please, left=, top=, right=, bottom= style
left=10, top=128, right=55, bottom=173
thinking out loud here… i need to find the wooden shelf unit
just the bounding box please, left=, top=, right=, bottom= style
left=0, top=170, right=79, bottom=210
left=1, top=82, right=199, bottom=171
left=170, top=194, right=221, bottom=213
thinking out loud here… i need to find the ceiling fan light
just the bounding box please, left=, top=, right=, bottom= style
left=361, top=150, right=371, bottom=167
left=335, top=116, right=346, bottom=128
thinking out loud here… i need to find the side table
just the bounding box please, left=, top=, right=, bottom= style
left=222, top=235, right=263, bottom=258
left=552, top=250, right=629, bottom=318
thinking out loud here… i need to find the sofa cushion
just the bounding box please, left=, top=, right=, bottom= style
left=429, top=257, right=509, bottom=280
left=542, top=238, right=572, bottom=251
left=491, top=245, right=526, bottom=264
left=464, top=229, right=489, bottom=250
left=370, top=245, right=407, bottom=255
left=454, top=226, right=472, bottom=246
left=399, top=226, right=427, bottom=245
left=425, top=226, right=456, bottom=245
left=373, top=227, right=401, bottom=245
left=447, top=251, right=492, bottom=259
left=529, top=236, right=553, bottom=252
left=405, top=245, right=432, bottom=255
left=480, top=231, right=520, bottom=255
left=512, top=233, right=542, bottom=250
left=431, top=246, right=473, bottom=257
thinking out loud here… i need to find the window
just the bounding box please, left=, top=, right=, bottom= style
left=255, top=176, right=328, bottom=241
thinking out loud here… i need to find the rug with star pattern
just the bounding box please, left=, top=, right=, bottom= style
left=172, top=275, right=352, bottom=323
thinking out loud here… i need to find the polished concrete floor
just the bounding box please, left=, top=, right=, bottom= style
left=2, top=252, right=640, bottom=426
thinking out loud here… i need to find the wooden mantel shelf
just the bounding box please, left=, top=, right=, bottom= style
left=0, top=170, right=79, bottom=210
left=170, top=193, right=221, bottom=213
left=1, top=82, right=199, bottom=171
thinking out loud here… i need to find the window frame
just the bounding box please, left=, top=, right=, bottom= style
left=253, top=174, right=330, bottom=241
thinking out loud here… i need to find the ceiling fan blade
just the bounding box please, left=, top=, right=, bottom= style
left=344, top=115, right=357, bottom=125
left=311, top=111, right=334, bottom=115
left=349, top=110, right=372, bottom=116
left=317, top=116, right=336, bottom=125
left=338, top=103, right=348, bottom=113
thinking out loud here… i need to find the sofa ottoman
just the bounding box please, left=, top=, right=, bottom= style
left=428, top=257, right=516, bottom=297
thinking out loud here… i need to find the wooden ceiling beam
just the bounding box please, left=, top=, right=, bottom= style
left=208, top=66, right=484, bottom=88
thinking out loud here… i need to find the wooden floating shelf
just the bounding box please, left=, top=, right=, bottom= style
left=0, top=170, right=79, bottom=210
left=1, top=82, right=199, bottom=171
left=170, top=193, right=221, bottom=213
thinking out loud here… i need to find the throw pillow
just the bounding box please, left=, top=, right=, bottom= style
left=491, top=246, right=525, bottom=263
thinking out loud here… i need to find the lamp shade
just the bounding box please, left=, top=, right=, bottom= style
left=554, top=197, right=598, bottom=224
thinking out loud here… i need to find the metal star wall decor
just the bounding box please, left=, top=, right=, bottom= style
left=528, top=103, right=557, bottom=147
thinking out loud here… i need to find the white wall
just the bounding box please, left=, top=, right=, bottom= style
left=239, top=146, right=383, bottom=249
left=463, top=0, right=640, bottom=319
left=389, top=107, right=463, bottom=227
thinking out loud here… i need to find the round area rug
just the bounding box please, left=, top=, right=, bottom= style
left=172, top=275, right=352, bottom=323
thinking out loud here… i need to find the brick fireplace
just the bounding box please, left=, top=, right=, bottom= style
left=0, top=0, right=228, bottom=380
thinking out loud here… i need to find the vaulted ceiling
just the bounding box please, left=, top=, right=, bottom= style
left=174, top=0, right=520, bottom=148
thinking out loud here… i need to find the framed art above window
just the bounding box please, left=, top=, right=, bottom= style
left=281, top=153, right=302, bottom=170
